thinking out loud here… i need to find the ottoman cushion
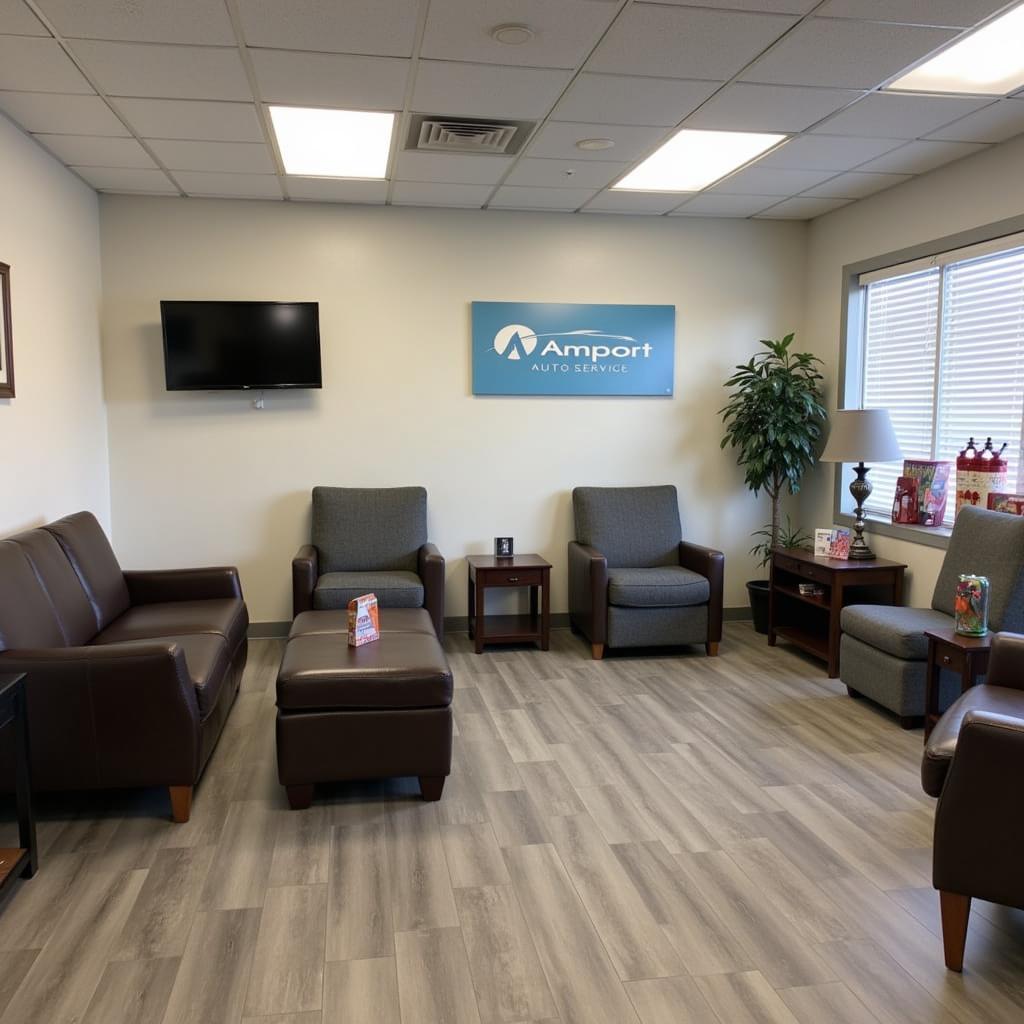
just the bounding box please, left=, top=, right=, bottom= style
left=290, top=607, right=436, bottom=638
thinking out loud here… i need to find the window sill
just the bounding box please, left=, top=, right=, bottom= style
left=834, top=511, right=952, bottom=551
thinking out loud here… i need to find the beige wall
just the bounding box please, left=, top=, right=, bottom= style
left=100, top=197, right=805, bottom=623
left=0, top=114, right=108, bottom=538
left=799, top=134, right=1024, bottom=605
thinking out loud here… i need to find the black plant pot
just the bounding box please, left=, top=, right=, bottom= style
left=747, top=579, right=770, bottom=635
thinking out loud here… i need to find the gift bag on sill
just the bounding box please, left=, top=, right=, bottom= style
left=956, top=438, right=1008, bottom=516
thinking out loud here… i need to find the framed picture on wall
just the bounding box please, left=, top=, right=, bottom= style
left=0, top=262, right=13, bottom=399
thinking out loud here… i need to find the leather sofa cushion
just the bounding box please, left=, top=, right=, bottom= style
left=840, top=605, right=952, bottom=661
left=277, top=629, right=452, bottom=712
left=92, top=598, right=248, bottom=650
left=44, top=511, right=130, bottom=632
left=313, top=571, right=424, bottom=611
left=922, top=684, right=1024, bottom=796
left=292, top=608, right=436, bottom=638
left=0, top=540, right=68, bottom=652
left=607, top=566, right=709, bottom=608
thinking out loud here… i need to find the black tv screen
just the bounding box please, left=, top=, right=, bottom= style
left=161, top=300, right=322, bottom=390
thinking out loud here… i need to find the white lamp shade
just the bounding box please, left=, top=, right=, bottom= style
left=820, top=408, right=902, bottom=464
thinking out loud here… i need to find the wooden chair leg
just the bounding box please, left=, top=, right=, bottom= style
left=285, top=784, right=314, bottom=810
left=419, top=776, right=446, bottom=801
left=846, top=686, right=863, bottom=699
left=591, top=643, right=605, bottom=660
left=940, top=890, right=971, bottom=972
left=169, top=785, right=193, bottom=823
left=706, top=641, right=719, bottom=657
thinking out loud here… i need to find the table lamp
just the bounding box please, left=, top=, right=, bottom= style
left=819, top=408, right=902, bottom=560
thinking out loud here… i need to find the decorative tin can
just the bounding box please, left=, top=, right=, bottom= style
left=954, top=574, right=990, bottom=636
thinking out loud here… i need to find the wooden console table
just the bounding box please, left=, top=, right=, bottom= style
left=769, top=548, right=906, bottom=678
left=0, top=673, right=37, bottom=902
left=924, top=627, right=991, bottom=739
left=467, top=554, right=551, bottom=654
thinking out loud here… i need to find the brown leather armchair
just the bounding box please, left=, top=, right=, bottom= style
left=292, top=486, right=445, bottom=640
left=921, top=631, right=1024, bottom=971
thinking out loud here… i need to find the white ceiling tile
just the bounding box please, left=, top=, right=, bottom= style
left=489, top=185, right=597, bottom=210
left=803, top=170, right=913, bottom=197
left=422, top=0, right=617, bottom=69
left=740, top=19, right=957, bottom=89
left=412, top=61, right=572, bottom=120
left=855, top=139, right=989, bottom=174
left=756, top=133, right=905, bottom=170
left=754, top=195, right=853, bottom=218
left=71, top=40, right=251, bottom=100
left=925, top=99, right=1024, bottom=143
left=711, top=165, right=836, bottom=195
left=583, top=190, right=688, bottom=214
left=392, top=181, right=492, bottom=207
left=392, top=150, right=514, bottom=185
left=35, top=0, right=236, bottom=44
left=250, top=50, right=409, bottom=110
left=0, top=36, right=92, bottom=93
left=684, top=84, right=865, bottom=133
left=815, top=0, right=1009, bottom=27
left=72, top=166, right=177, bottom=192
left=173, top=171, right=282, bottom=198
left=525, top=120, right=666, bottom=162
left=552, top=74, right=720, bottom=128
left=670, top=193, right=780, bottom=216
left=0, top=1, right=48, bottom=35
left=34, top=133, right=155, bottom=167
left=506, top=157, right=628, bottom=189
left=286, top=177, right=388, bottom=202
left=650, top=1, right=818, bottom=11
left=238, top=0, right=419, bottom=58
left=0, top=91, right=129, bottom=134
left=811, top=93, right=991, bottom=139
left=114, top=98, right=264, bottom=142
left=146, top=139, right=275, bottom=173
left=588, top=5, right=797, bottom=79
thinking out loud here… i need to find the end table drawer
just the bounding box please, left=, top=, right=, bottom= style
left=775, top=554, right=828, bottom=584
left=486, top=569, right=543, bottom=587
left=935, top=645, right=967, bottom=673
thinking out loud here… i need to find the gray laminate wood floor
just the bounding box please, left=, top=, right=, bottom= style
left=2, top=623, right=1023, bottom=1024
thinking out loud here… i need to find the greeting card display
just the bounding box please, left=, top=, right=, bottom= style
left=347, top=593, right=380, bottom=647
left=814, top=526, right=851, bottom=560
left=988, top=492, right=1024, bottom=516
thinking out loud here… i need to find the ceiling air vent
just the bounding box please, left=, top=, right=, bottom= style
left=406, top=115, right=534, bottom=156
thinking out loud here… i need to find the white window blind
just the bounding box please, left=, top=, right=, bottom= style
left=859, top=242, right=1024, bottom=525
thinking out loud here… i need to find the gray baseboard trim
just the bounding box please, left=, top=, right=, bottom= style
left=249, top=606, right=751, bottom=639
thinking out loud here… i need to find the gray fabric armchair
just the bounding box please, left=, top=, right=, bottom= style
left=840, top=506, right=1024, bottom=725
left=568, top=485, right=724, bottom=660
left=292, top=487, right=445, bottom=640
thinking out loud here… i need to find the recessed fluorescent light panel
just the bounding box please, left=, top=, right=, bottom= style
left=269, top=106, right=394, bottom=178
left=613, top=128, right=785, bottom=192
left=887, top=3, right=1024, bottom=95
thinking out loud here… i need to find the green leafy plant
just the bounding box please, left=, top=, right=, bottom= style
left=749, top=515, right=813, bottom=570
left=720, top=334, right=827, bottom=562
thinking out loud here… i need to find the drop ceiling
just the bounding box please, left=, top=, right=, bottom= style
left=1, top=0, right=1022, bottom=220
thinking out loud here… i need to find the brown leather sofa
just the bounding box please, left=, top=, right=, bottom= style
left=921, top=631, right=1024, bottom=971
left=0, top=512, right=248, bottom=822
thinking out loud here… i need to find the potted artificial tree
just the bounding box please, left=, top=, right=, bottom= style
left=720, top=334, right=827, bottom=634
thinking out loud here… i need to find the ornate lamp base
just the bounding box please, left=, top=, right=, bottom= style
left=848, top=462, right=875, bottom=560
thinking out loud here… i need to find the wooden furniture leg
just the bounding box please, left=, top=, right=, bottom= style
left=285, top=784, right=314, bottom=810
left=940, top=890, right=971, bottom=972
left=169, top=785, right=193, bottom=823
left=592, top=643, right=605, bottom=660
left=706, top=641, right=719, bottom=657
left=419, top=775, right=446, bottom=801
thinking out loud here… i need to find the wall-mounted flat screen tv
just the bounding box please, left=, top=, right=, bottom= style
left=161, top=300, right=322, bottom=390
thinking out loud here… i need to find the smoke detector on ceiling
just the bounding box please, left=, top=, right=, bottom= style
left=406, top=115, right=535, bottom=156
left=491, top=23, right=534, bottom=45
left=576, top=138, right=615, bottom=151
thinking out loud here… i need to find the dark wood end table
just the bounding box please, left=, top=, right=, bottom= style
left=924, top=627, right=992, bottom=739
left=769, top=547, right=907, bottom=678
left=0, top=673, right=37, bottom=900
left=467, top=554, right=551, bottom=654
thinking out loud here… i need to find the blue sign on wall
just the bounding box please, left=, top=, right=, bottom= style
left=471, top=301, right=675, bottom=396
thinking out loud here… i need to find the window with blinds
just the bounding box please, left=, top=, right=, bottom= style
left=858, top=235, right=1024, bottom=526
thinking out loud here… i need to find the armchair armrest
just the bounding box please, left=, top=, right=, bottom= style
left=418, top=542, right=446, bottom=641
left=0, top=642, right=201, bottom=787
left=986, top=631, right=1024, bottom=690
left=679, top=541, right=725, bottom=646
left=568, top=541, right=608, bottom=646
left=293, top=545, right=319, bottom=618
left=933, top=708, right=1024, bottom=905
left=124, top=567, right=242, bottom=604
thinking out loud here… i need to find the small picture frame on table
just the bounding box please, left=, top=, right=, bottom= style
left=0, top=262, right=14, bottom=399
left=494, top=537, right=514, bottom=559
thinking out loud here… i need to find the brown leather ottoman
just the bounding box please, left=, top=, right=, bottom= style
left=276, top=608, right=453, bottom=809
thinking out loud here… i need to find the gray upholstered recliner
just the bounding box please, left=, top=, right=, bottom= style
left=292, top=487, right=445, bottom=639
left=568, top=485, right=724, bottom=660
left=840, top=506, right=1024, bottom=726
